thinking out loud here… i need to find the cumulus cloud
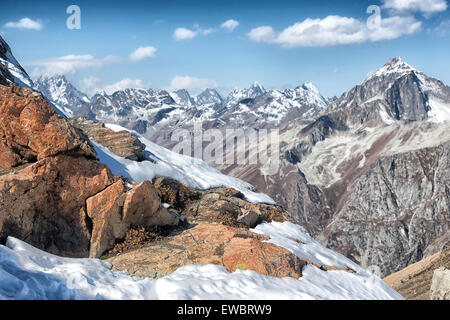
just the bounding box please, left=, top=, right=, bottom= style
left=128, top=46, right=157, bottom=61
left=248, top=15, right=421, bottom=48
left=25, top=54, right=120, bottom=77
left=221, top=19, right=240, bottom=32
left=101, top=78, right=148, bottom=95
left=174, top=28, right=197, bottom=40
left=168, top=75, right=218, bottom=91
left=382, top=0, right=448, bottom=13
left=77, top=77, right=149, bottom=96
left=4, top=17, right=43, bottom=30
left=77, top=76, right=102, bottom=96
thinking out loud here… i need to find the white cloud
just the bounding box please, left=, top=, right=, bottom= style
left=25, top=54, right=120, bottom=77
left=248, top=15, right=421, bottom=48
left=174, top=28, right=197, bottom=40
left=77, top=76, right=102, bottom=96
left=102, top=78, right=148, bottom=95
left=248, top=26, right=277, bottom=42
left=221, top=19, right=240, bottom=32
left=168, top=75, right=218, bottom=91
left=128, top=46, right=157, bottom=61
left=382, top=0, right=448, bottom=13
left=4, top=17, right=43, bottom=30
left=201, top=28, right=215, bottom=35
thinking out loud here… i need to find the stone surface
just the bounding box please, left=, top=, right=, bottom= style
left=87, top=179, right=179, bottom=258
left=384, top=244, right=450, bottom=300
left=154, top=177, right=288, bottom=228
left=122, top=180, right=161, bottom=225
left=86, top=180, right=128, bottom=258
left=106, top=223, right=311, bottom=279
left=0, top=155, right=114, bottom=257
left=0, top=84, right=96, bottom=170
left=69, top=117, right=147, bottom=161
left=430, top=267, right=450, bottom=300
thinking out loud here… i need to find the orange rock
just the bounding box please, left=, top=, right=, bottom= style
left=107, top=223, right=309, bottom=279
left=222, top=237, right=306, bottom=278
left=123, top=180, right=161, bottom=226
left=0, top=155, right=114, bottom=257
left=0, top=84, right=95, bottom=170
left=86, top=180, right=128, bottom=258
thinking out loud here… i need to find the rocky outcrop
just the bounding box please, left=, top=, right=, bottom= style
left=87, top=180, right=179, bottom=258
left=430, top=267, right=450, bottom=300
left=0, top=83, right=176, bottom=258
left=153, top=177, right=288, bottom=228
left=0, top=84, right=95, bottom=170
left=69, top=117, right=147, bottom=161
left=0, top=155, right=114, bottom=257
left=106, top=223, right=350, bottom=279
left=384, top=244, right=450, bottom=299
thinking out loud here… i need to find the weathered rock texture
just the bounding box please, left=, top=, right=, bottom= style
left=106, top=223, right=353, bottom=279
left=87, top=180, right=179, bottom=258
left=69, top=117, right=147, bottom=161
left=319, top=143, right=450, bottom=277
left=0, top=84, right=95, bottom=170
left=430, top=267, right=450, bottom=300
left=384, top=244, right=450, bottom=300
left=153, top=177, right=288, bottom=228
left=0, top=83, right=176, bottom=258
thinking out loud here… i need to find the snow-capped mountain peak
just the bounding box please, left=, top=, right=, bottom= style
left=194, top=88, right=223, bottom=105
left=33, top=74, right=90, bottom=117
left=226, top=81, right=266, bottom=105
left=370, top=57, right=416, bottom=79
left=170, top=89, right=195, bottom=107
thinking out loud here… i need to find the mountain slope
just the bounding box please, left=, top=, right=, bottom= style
left=0, top=35, right=33, bottom=88
left=34, top=75, right=90, bottom=117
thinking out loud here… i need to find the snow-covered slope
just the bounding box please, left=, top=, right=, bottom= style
left=0, top=35, right=33, bottom=88
left=33, top=75, right=90, bottom=118
left=93, top=123, right=275, bottom=204
left=0, top=222, right=403, bottom=300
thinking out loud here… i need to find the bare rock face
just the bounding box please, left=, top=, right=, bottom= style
left=86, top=179, right=179, bottom=258
left=122, top=181, right=161, bottom=225
left=69, top=117, right=147, bottom=161
left=106, top=224, right=309, bottom=279
left=153, top=177, right=288, bottom=228
left=319, top=143, right=450, bottom=277
left=384, top=244, right=450, bottom=300
left=430, top=267, right=450, bottom=300
left=0, top=84, right=96, bottom=170
left=0, top=155, right=114, bottom=257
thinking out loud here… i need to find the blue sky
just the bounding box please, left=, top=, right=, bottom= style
left=1, top=0, right=449, bottom=97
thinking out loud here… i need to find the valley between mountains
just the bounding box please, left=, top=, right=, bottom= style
left=0, top=34, right=449, bottom=299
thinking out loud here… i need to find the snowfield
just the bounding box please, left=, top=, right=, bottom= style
left=92, top=123, right=275, bottom=204
left=0, top=222, right=403, bottom=300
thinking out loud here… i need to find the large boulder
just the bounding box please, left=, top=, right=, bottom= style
left=430, top=267, right=450, bottom=300
left=86, top=180, right=179, bottom=258
left=0, top=84, right=95, bottom=170
left=69, top=117, right=147, bottom=161
left=0, top=155, right=114, bottom=257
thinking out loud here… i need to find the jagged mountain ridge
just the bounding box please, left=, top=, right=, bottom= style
left=0, top=35, right=33, bottom=88
left=34, top=75, right=91, bottom=118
